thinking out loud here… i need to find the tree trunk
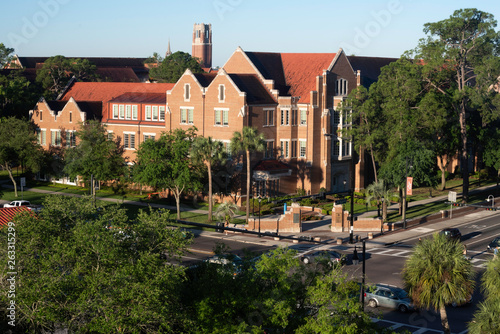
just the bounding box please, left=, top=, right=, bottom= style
left=439, top=305, right=451, bottom=334
left=438, top=156, right=447, bottom=191
left=174, top=187, right=181, bottom=221
left=370, top=144, right=378, bottom=184
left=207, top=162, right=213, bottom=222
left=6, top=164, right=18, bottom=197
left=245, top=150, right=251, bottom=223
left=382, top=200, right=387, bottom=222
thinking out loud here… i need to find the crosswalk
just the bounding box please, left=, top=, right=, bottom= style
left=367, top=247, right=491, bottom=268
left=371, top=318, right=468, bottom=334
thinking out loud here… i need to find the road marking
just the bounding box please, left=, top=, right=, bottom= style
left=412, top=227, right=435, bottom=233
left=392, top=250, right=411, bottom=256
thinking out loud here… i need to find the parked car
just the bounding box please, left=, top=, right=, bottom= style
left=205, top=254, right=244, bottom=277
left=300, top=250, right=346, bottom=266
left=487, top=236, right=500, bottom=253
left=365, top=284, right=415, bottom=313
left=440, top=227, right=462, bottom=241
left=3, top=200, right=31, bottom=208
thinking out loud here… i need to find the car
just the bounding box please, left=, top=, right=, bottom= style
left=3, top=200, right=31, bottom=208
left=205, top=254, right=244, bottom=277
left=487, top=236, right=500, bottom=253
left=300, top=250, right=346, bottom=266
left=365, top=284, right=415, bottom=313
left=440, top=227, right=462, bottom=241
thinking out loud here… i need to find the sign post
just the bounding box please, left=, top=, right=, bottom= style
left=448, top=191, right=457, bottom=218
left=20, top=177, right=26, bottom=200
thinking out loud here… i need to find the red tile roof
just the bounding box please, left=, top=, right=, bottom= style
left=254, top=159, right=291, bottom=172
left=281, top=53, right=336, bottom=104
left=244, top=52, right=336, bottom=104
left=59, top=82, right=174, bottom=103
left=0, top=207, right=31, bottom=227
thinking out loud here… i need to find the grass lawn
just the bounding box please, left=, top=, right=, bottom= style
left=2, top=172, right=498, bottom=227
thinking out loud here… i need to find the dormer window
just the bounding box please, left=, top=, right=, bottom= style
left=335, top=78, right=348, bottom=96
left=219, top=85, right=225, bottom=102
left=184, top=84, right=190, bottom=101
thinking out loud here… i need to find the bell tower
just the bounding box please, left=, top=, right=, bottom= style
left=192, top=23, right=212, bottom=69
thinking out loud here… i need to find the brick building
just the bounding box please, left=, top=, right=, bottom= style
left=29, top=46, right=397, bottom=197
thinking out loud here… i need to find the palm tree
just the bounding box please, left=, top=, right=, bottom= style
left=214, top=201, right=239, bottom=226
left=191, top=136, right=227, bottom=222
left=402, top=233, right=475, bottom=334
left=468, top=256, right=500, bottom=333
left=365, top=179, right=397, bottom=222
left=230, top=127, right=266, bottom=223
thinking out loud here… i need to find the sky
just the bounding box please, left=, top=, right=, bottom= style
left=1, top=0, right=500, bottom=68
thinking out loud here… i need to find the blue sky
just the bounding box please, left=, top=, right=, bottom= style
left=1, top=0, right=500, bottom=67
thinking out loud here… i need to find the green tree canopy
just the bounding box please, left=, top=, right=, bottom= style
left=0, top=195, right=192, bottom=333
left=414, top=8, right=500, bottom=202
left=230, top=127, right=266, bottom=223
left=133, top=127, right=203, bottom=220
left=36, top=55, right=99, bottom=99
left=0, top=43, right=14, bottom=67
left=64, top=120, right=126, bottom=186
left=0, top=117, right=44, bottom=196
left=148, top=51, right=204, bottom=83
left=191, top=136, right=227, bottom=221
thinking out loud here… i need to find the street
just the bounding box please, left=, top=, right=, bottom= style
left=179, top=210, right=500, bottom=334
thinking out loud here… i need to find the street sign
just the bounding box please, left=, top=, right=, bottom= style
left=448, top=191, right=457, bottom=203
left=335, top=199, right=347, bottom=205
left=20, top=177, right=26, bottom=187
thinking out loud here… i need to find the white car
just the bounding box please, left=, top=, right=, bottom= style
left=3, top=200, right=31, bottom=208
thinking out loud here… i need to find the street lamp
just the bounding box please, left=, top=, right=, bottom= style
left=258, top=196, right=262, bottom=237
left=403, top=157, right=413, bottom=229
left=487, top=195, right=495, bottom=208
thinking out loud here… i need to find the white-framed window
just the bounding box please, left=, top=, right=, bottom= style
left=342, top=139, right=350, bottom=157
left=119, top=105, right=125, bottom=119
left=145, top=106, right=152, bottom=120
left=280, top=109, right=290, bottom=126
left=37, top=128, right=46, bottom=146
left=291, top=140, right=297, bottom=158
left=152, top=106, right=158, bottom=121
left=123, top=132, right=136, bottom=149
left=333, top=110, right=340, bottom=125
left=181, top=108, right=193, bottom=124
left=159, top=106, right=165, bottom=121
left=125, top=105, right=132, bottom=120
left=112, top=105, right=119, bottom=119
left=299, top=140, right=306, bottom=158
left=143, top=133, right=156, bottom=141
left=66, top=130, right=76, bottom=147
left=280, top=140, right=289, bottom=158
left=300, top=109, right=307, bottom=125
left=51, top=130, right=61, bottom=146
left=218, top=84, right=225, bottom=102
left=221, top=141, right=232, bottom=159
left=215, top=109, right=229, bottom=126
left=265, top=140, right=274, bottom=159
left=132, top=105, right=138, bottom=120
left=107, top=131, right=114, bottom=141
left=264, top=109, right=274, bottom=126
left=335, top=78, right=348, bottom=96
left=184, top=84, right=190, bottom=101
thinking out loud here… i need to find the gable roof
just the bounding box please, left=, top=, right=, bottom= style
left=0, top=206, right=31, bottom=227
left=347, top=56, right=399, bottom=88
left=59, top=82, right=174, bottom=103
left=193, top=72, right=217, bottom=87
left=228, top=74, right=277, bottom=105
left=14, top=56, right=148, bottom=69
left=242, top=51, right=337, bottom=103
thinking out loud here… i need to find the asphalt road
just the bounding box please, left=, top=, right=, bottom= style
left=182, top=210, right=500, bottom=334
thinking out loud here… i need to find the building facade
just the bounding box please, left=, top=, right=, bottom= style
left=29, top=47, right=397, bottom=198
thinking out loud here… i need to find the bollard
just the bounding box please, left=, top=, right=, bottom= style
left=368, top=232, right=373, bottom=240
left=337, top=238, right=343, bottom=245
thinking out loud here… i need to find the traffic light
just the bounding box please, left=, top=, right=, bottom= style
left=452, top=203, right=464, bottom=207
left=486, top=207, right=497, bottom=211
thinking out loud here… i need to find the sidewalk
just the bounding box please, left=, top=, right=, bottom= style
left=2, top=181, right=499, bottom=249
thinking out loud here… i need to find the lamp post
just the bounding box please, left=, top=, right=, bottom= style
left=487, top=195, right=495, bottom=208
left=258, top=196, right=262, bottom=237
left=403, top=157, right=412, bottom=230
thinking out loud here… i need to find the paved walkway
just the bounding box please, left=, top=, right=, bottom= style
left=2, top=181, right=499, bottom=249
